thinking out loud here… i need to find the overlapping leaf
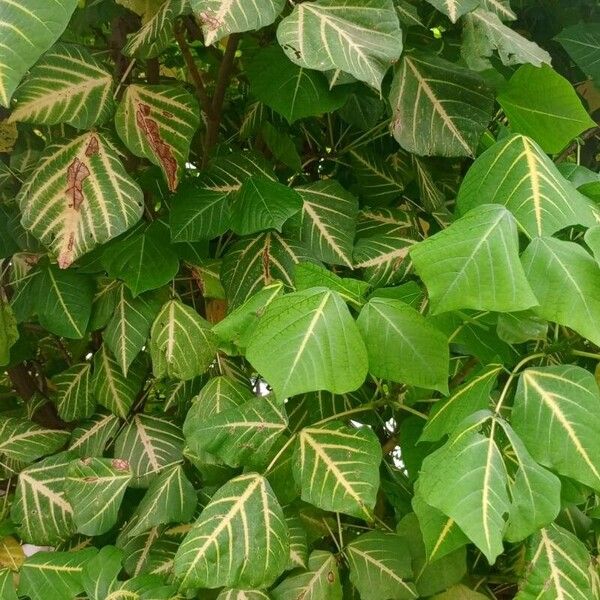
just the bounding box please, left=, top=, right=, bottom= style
left=52, top=362, right=95, bottom=422
left=0, top=417, right=69, bottom=463
left=556, top=23, right=600, bottom=85
left=69, top=412, right=121, bottom=457
left=425, top=0, right=478, bottom=23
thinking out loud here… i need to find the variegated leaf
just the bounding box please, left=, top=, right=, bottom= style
left=115, top=84, right=200, bottom=191
left=217, top=590, right=271, bottom=600
left=425, top=0, right=478, bottom=23
left=0, top=417, right=69, bottom=463
left=353, top=234, right=414, bottom=287
left=17, top=131, right=144, bottom=268
left=52, top=362, right=95, bottom=422
left=69, top=412, right=121, bottom=458
left=190, top=376, right=254, bottom=419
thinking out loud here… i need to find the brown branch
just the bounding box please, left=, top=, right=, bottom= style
left=555, top=126, right=599, bottom=163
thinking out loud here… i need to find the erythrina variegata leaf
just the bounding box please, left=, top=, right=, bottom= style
left=556, top=23, right=600, bottom=85
left=217, top=590, right=271, bottom=600
left=174, top=472, right=289, bottom=589
left=115, top=84, right=200, bottom=191
left=277, top=0, right=403, bottom=91
left=17, top=131, right=144, bottom=268
left=424, top=0, right=478, bottom=23
left=0, top=0, right=78, bottom=107
left=246, top=288, right=368, bottom=398
left=69, top=413, right=121, bottom=458
left=52, top=362, right=95, bottom=421
left=0, top=417, right=69, bottom=463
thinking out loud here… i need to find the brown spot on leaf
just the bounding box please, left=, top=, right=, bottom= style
left=136, top=101, right=178, bottom=191
left=65, top=157, right=90, bottom=211
left=112, top=458, right=130, bottom=471
left=85, top=135, right=99, bottom=156
left=162, top=110, right=174, bottom=119
left=199, top=11, right=222, bottom=30
left=327, top=571, right=335, bottom=583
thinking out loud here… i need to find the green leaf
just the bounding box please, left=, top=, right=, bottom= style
left=277, top=0, right=403, bottom=91
left=185, top=394, right=288, bottom=468
left=353, top=234, right=414, bottom=288
left=285, top=513, right=308, bottom=570
left=52, top=362, right=95, bottom=422
left=345, top=531, right=417, bottom=600
left=104, top=286, right=163, bottom=376
left=0, top=0, right=78, bottom=107
left=293, top=180, right=359, bottom=267
left=424, top=0, right=478, bottom=23
left=93, top=346, right=146, bottom=418
left=246, top=288, right=368, bottom=398
left=174, top=472, right=289, bottom=589
left=556, top=24, right=600, bottom=85
left=69, top=412, right=121, bottom=458
left=17, top=131, right=143, bottom=268
left=515, top=524, right=594, bottom=600
left=230, top=176, right=303, bottom=235
left=188, top=375, right=253, bottom=420
left=521, top=236, right=600, bottom=346
left=497, top=64, right=595, bottom=154
left=191, top=0, right=286, bottom=46
left=11, top=452, right=76, bottom=544
left=246, top=45, right=348, bottom=123
left=390, top=52, right=494, bottom=157
left=81, top=545, right=123, bottom=600
left=462, top=9, right=551, bottom=71
left=65, top=457, right=132, bottom=535
left=0, top=569, right=17, bottom=600
left=272, top=550, right=342, bottom=600
left=18, top=548, right=97, bottom=600
left=34, top=263, right=94, bottom=339
left=496, top=310, right=548, bottom=344
left=0, top=301, right=18, bottom=366
left=115, top=84, right=200, bottom=191
left=102, top=223, right=179, bottom=296
left=356, top=297, right=450, bottom=392
left=432, top=585, right=490, bottom=600
left=150, top=299, right=217, bottom=380
left=113, top=414, right=184, bottom=487
left=411, top=204, right=537, bottom=314
left=10, top=43, right=114, bottom=129
left=456, top=134, right=597, bottom=238
left=217, top=591, right=271, bottom=600
left=128, top=465, right=197, bottom=536
left=0, top=417, right=69, bottom=463
left=294, top=422, right=381, bottom=519
left=512, top=365, right=600, bottom=491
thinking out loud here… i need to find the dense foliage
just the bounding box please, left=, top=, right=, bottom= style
left=0, top=0, right=600, bottom=598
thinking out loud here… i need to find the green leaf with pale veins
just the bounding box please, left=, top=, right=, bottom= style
left=150, top=299, right=218, bottom=381
left=411, top=204, right=537, bottom=314
left=390, top=52, right=494, bottom=157
left=188, top=376, right=254, bottom=420
left=17, top=131, right=143, bottom=268
left=424, top=0, right=478, bottom=23
left=556, top=23, right=600, bottom=85
left=0, top=417, right=69, bottom=463
left=217, top=590, right=271, bottom=600
left=52, top=362, right=95, bottom=422
left=0, top=300, right=18, bottom=366
left=277, top=0, right=403, bottom=91
left=456, top=134, right=597, bottom=238
left=294, top=421, right=381, bottom=519
left=65, top=457, right=132, bottom=536
left=246, top=288, right=368, bottom=398
left=357, top=297, right=450, bottom=392
left=174, top=472, right=289, bottom=590
left=69, top=413, right=121, bottom=458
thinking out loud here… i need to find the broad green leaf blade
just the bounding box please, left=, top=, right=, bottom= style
left=124, top=0, right=190, bottom=58
left=93, top=347, right=146, bottom=418
left=294, top=422, right=382, bottom=519
left=189, top=376, right=254, bottom=420
left=272, top=550, right=342, bottom=600
left=456, top=134, right=597, bottom=238
left=277, top=0, right=403, bottom=91
left=52, top=362, right=95, bottom=421
left=191, top=0, right=286, bottom=46
left=411, top=204, right=537, bottom=314
left=285, top=513, right=308, bottom=570
left=353, top=234, right=414, bottom=288
left=246, top=289, right=368, bottom=398
left=11, top=452, right=76, bottom=544
left=497, top=421, right=561, bottom=542
left=102, top=222, right=179, bottom=296
left=0, top=0, right=78, bottom=107
left=432, top=585, right=490, bottom=600
left=115, top=84, right=200, bottom=191
left=0, top=569, right=17, bottom=600
left=128, top=465, right=197, bottom=536
left=497, top=64, right=595, bottom=153
left=424, top=0, right=478, bottom=23
left=512, top=365, right=600, bottom=491
left=18, top=132, right=144, bottom=268
left=10, top=43, right=114, bottom=129
left=345, top=531, right=417, bottom=600
left=18, top=548, right=98, bottom=600
left=293, top=180, right=358, bottom=267
left=81, top=545, right=123, bottom=600
left=34, top=263, right=94, bottom=338
left=521, top=236, right=600, bottom=346
left=65, top=457, right=132, bottom=536
left=556, top=24, right=600, bottom=85
left=418, top=425, right=510, bottom=564
left=174, top=473, right=289, bottom=590
left=0, top=300, right=18, bottom=366
left=230, top=176, right=303, bottom=235
left=390, top=52, right=494, bottom=157
left=150, top=299, right=217, bottom=380
left=357, top=297, right=449, bottom=392
left=480, top=0, right=515, bottom=20
left=221, top=231, right=315, bottom=308
left=113, top=414, right=184, bottom=487
left=515, top=524, right=594, bottom=600
left=69, top=412, right=121, bottom=457
left=0, top=417, right=69, bottom=463
left=105, top=286, right=163, bottom=376
left=462, top=9, right=551, bottom=71
left=246, top=45, right=348, bottom=123
left=185, top=394, right=287, bottom=468
left=217, top=591, right=271, bottom=600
